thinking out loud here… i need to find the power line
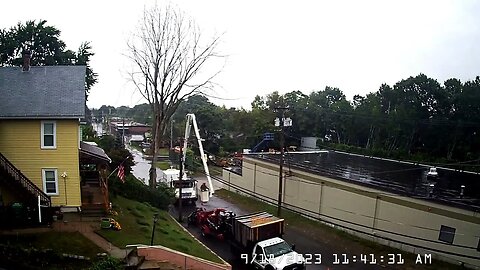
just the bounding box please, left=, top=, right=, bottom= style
left=187, top=165, right=480, bottom=255
left=188, top=152, right=478, bottom=214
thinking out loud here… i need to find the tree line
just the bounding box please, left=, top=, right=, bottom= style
left=95, top=73, right=480, bottom=170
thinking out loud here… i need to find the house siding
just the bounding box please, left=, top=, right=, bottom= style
left=0, top=119, right=81, bottom=207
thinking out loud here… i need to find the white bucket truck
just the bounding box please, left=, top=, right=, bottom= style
left=160, top=167, right=197, bottom=204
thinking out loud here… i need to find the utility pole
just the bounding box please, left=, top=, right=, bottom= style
left=122, top=117, right=125, bottom=148
left=178, top=138, right=183, bottom=222
left=274, top=107, right=291, bottom=217
left=278, top=123, right=285, bottom=217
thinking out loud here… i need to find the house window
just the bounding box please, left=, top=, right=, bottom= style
left=41, top=121, right=56, bottom=149
left=438, top=225, right=456, bottom=244
left=42, top=169, right=58, bottom=195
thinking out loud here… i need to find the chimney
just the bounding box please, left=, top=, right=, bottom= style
left=22, top=50, right=31, bottom=71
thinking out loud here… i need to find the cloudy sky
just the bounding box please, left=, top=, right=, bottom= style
left=1, top=0, right=479, bottom=109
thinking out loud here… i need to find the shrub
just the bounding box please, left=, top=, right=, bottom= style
left=109, top=175, right=174, bottom=210
left=90, top=256, right=122, bottom=270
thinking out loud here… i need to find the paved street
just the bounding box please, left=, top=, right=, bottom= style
left=130, top=150, right=396, bottom=270
left=128, top=145, right=163, bottom=185
left=171, top=192, right=401, bottom=269
left=170, top=177, right=332, bottom=270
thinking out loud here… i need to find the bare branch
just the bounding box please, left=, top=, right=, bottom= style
left=126, top=4, right=224, bottom=187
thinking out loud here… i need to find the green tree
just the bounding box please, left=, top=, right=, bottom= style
left=0, top=20, right=69, bottom=66
left=82, top=125, right=96, bottom=141
left=251, top=95, right=267, bottom=110
left=76, top=42, right=98, bottom=98
left=0, top=20, right=97, bottom=100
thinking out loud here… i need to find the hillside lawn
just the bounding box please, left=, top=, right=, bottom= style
left=0, top=231, right=103, bottom=258
left=97, top=195, right=222, bottom=264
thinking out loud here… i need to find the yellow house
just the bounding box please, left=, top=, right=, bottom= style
left=0, top=62, right=103, bottom=225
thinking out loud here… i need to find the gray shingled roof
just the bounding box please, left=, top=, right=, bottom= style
left=0, top=66, right=86, bottom=119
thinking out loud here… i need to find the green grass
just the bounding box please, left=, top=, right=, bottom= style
left=130, top=144, right=168, bottom=157
left=191, top=166, right=221, bottom=177
left=0, top=231, right=103, bottom=258
left=129, top=142, right=142, bottom=152
left=215, top=189, right=465, bottom=270
left=155, top=161, right=171, bottom=170
left=207, top=165, right=222, bottom=176
left=97, top=195, right=223, bottom=264
left=158, top=148, right=169, bottom=156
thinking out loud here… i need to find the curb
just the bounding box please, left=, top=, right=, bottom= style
left=168, top=212, right=231, bottom=267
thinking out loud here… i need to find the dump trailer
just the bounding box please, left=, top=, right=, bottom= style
left=229, top=212, right=305, bottom=270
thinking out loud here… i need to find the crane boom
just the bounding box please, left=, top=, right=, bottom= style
left=183, top=113, right=214, bottom=195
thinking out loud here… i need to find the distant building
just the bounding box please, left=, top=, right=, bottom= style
left=109, top=120, right=151, bottom=137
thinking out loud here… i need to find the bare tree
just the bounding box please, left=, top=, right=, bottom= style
left=127, top=4, right=223, bottom=188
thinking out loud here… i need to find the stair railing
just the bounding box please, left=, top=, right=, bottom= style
left=0, top=152, right=51, bottom=206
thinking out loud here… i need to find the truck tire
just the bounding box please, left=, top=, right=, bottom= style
left=265, top=265, right=275, bottom=270
left=187, top=212, right=196, bottom=226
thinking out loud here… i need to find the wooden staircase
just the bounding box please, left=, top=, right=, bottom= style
left=81, top=171, right=107, bottom=217
left=0, top=152, right=51, bottom=207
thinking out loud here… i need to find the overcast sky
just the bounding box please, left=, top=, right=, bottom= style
left=2, top=0, right=479, bottom=109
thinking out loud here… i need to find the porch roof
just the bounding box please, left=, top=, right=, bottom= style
left=80, top=141, right=111, bottom=163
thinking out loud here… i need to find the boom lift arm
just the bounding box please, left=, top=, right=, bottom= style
left=183, top=113, right=214, bottom=195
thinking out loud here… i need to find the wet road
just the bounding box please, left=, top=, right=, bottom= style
left=128, top=145, right=164, bottom=185
left=129, top=146, right=391, bottom=269
left=171, top=176, right=394, bottom=270
left=170, top=194, right=251, bottom=270
left=94, top=122, right=163, bottom=186
left=170, top=186, right=393, bottom=270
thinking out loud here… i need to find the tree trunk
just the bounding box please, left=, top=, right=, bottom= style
left=366, top=125, right=374, bottom=149
left=447, top=128, right=458, bottom=160
left=149, top=103, right=159, bottom=188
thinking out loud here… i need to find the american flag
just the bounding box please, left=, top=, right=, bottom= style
left=117, top=164, right=125, bottom=183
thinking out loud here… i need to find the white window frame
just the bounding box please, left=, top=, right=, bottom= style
left=41, top=121, right=57, bottom=149
left=42, top=168, right=59, bottom=195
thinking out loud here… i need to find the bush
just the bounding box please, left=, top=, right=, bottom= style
left=0, top=244, right=91, bottom=269
left=109, top=175, right=174, bottom=210
left=89, top=256, right=122, bottom=270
